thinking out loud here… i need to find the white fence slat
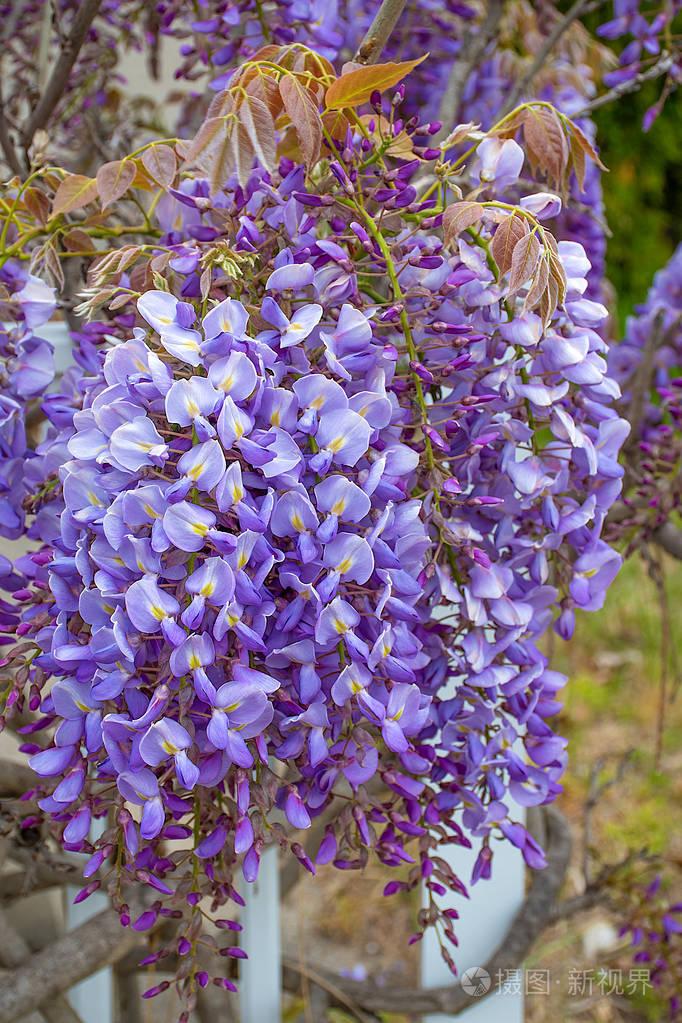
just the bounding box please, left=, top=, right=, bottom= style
left=240, top=844, right=281, bottom=1023
left=67, top=818, right=113, bottom=1023
left=421, top=805, right=526, bottom=1022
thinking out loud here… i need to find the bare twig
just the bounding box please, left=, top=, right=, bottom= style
left=573, top=53, right=675, bottom=118
left=436, top=0, right=504, bottom=143
left=501, top=0, right=601, bottom=116
left=22, top=0, right=103, bottom=148
left=353, top=0, right=408, bottom=65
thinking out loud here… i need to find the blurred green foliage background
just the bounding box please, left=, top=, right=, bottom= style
left=595, top=82, right=682, bottom=332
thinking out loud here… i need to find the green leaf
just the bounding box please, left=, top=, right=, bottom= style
left=324, top=55, right=427, bottom=111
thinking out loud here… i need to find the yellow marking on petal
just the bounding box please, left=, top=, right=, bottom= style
left=290, top=322, right=303, bottom=331
left=227, top=613, right=239, bottom=626
left=350, top=679, right=364, bottom=694
left=222, top=317, right=232, bottom=332
left=221, top=375, right=234, bottom=391
left=144, top=503, right=160, bottom=518
left=333, top=617, right=348, bottom=634
left=187, top=399, right=199, bottom=416
left=328, top=436, right=344, bottom=452
left=189, top=464, right=203, bottom=480
left=270, top=409, right=280, bottom=425
left=159, top=315, right=173, bottom=325
left=135, top=359, right=147, bottom=372
left=162, top=739, right=177, bottom=754
left=331, top=499, right=346, bottom=515
left=311, top=395, right=324, bottom=409
left=151, top=604, right=166, bottom=620
left=337, top=558, right=352, bottom=574
left=200, top=581, right=215, bottom=596
left=382, top=644, right=391, bottom=657
left=87, top=491, right=104, bottom=506
left=231, top=485, right=244, bottom=503
left=238, top=551, right=248, bottom=569
left=189, top=654, right=201, bottom=669
left=291, top=512, right=304, bottom=532
left=75, top=699, right=91, bottom=712
left=192, top=522, right=209, bottom=536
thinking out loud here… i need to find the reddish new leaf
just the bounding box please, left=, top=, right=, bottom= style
left=523, top=253, right=550, bottom=314
left=523, top=107, right=569, bottom=188
left=566, top=118, right=607, bottom=172
left=569, top=133, right=587, bottom=191
left=50, top=174, right=99, bottom=219
left=96, top=159, right=136, bottom=209
left=238, top=92, right=277, bottom=174
left=490, top=107, right=529, bottom=140
left=443, top=201, right=486, bottom=246
left=324, top=55, right=427, bottom=111
left=508, top=232, right=542, bottom=295
left=141, top=145, right=177, bottom=188
left=279, top=74, right=323, bottom=167
left=491, top=213, right=528, bottom=276
left=23, top=187, right=50, bottom=226
left=62, top=228, right=96, bottom=253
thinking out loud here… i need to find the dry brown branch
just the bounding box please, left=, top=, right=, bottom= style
left=436, top=0, right=504, bottom=143
left=501, top=0, right=602, bottom=116
left=353, top=0, right=408, bottom=65
left=573, top=53, right=674, bottom=118
left=22, top=0, right=103, bottom=149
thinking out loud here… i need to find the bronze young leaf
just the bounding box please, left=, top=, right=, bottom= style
left=96, top=159, right=137, bottom=210
left=324, top=55, right=427, bottom=110
left=491, top=213, right=528, bottom=277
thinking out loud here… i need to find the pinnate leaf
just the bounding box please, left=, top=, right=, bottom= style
left=491, top=213, right=528, bottom=276
left=141, top=145, right=177, bottom=188
left=50, top=174, right=99, bottom=219
left=443, top=201, right=486, bottom=245
left=324, top=55, right=427, bottom=111
left=279, top=74, right=323, bottom=167
left=522, top=107, right=568, bottom=188
left=508, top=232, right=542, bottom=295
left=238, top=91, right=277, bottom=174
left=96, top=159, right=136, bottom=209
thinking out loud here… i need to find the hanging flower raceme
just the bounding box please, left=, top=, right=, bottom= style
left=0, top=40, right=631, bottom=1011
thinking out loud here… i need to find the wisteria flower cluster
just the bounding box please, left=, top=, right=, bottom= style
left=5, top=0, right=680, bottom=1009
left=0, top=262, right=56, bottom=539
left=0, top=40, right=633, bottom=1002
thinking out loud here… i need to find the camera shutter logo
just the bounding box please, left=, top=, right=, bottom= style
left=461, top=967, right=491, bottom=997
